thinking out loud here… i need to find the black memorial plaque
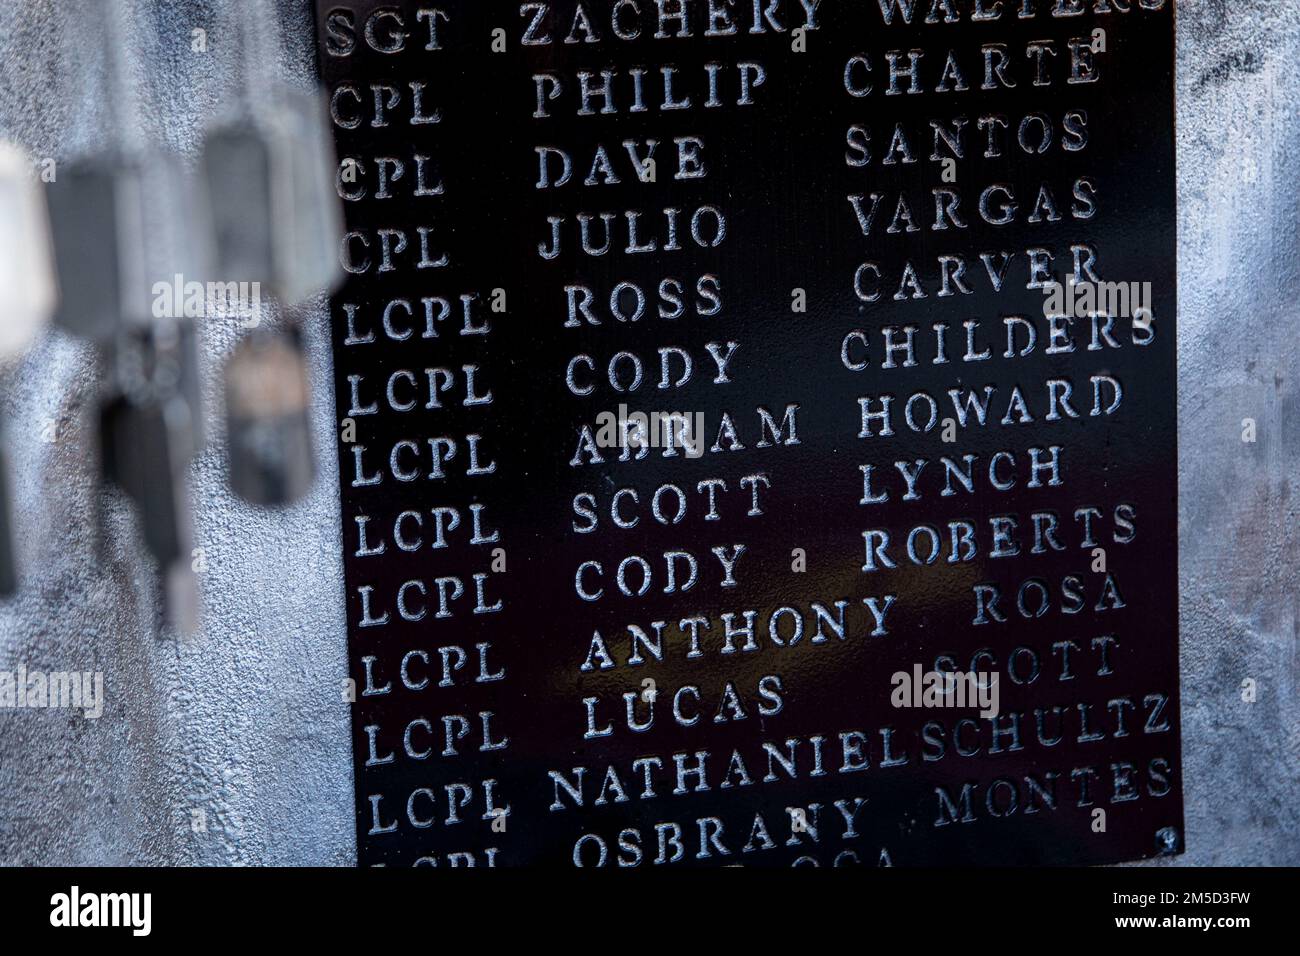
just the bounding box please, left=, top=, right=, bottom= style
left=314, top=0, right=1182, bottom=867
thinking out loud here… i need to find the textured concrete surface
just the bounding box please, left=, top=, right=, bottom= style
left=0, top=0, right=353, bottom=866
left=0, top=0, right=1295, bottom=865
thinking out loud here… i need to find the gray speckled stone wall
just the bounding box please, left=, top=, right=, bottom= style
left=0, top=0, right=1294, bottom=866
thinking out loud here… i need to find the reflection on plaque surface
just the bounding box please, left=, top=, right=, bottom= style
left=315, top=0, right=1182, bottom=867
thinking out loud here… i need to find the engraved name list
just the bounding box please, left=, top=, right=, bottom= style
left=315, top=0, right=1181, bottom=867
